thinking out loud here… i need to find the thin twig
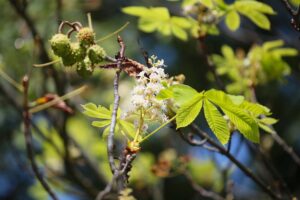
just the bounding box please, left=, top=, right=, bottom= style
left=189, top=124, right=281, bottom=200
left=107, top=36, right=125, bottom=174
left=249, top=86, right=300, bottom=168
left=184, top=171, right=225, bottom=200
left=280, top=0, right=300, bottom=31
left=22, top=75, right=59, bottom=200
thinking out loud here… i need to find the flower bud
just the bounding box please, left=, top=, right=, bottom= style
left=50, top=33, right=71, bottom=57
left=76, top=27, right=95, bottom=47
left=87, top=44, right=106, bottom=64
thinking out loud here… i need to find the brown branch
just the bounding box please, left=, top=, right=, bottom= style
left=107, top=36, right=125, bottom=175
left=96, top=153, right=136, bottom=200
left=280, top=0, right=300, bottom=31
left=249, top=86, right=300, bottom=168
left=22, top=75, right=59, bottom=200
left=184, top=171, right=225, bottom=200
left=188, top=124, right=282, bottom=200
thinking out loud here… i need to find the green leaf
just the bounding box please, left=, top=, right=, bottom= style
left=173, top=84, right=198, bottom=105
left=118, top=120, right=136, bottom=139
left=156, top=88, right=173, bottom=100
left=260, top=117, right=278, bottom=125
left=156, top=84, right=198, bottom=106
left=81, top=103, right=111, bottom=119
left=239, top=101, right=271, bottom=117
left=138, top=19, right=160, bottom=33
left=227, top=94, right=244, bottom=105
left=171, top=25, right=188, bottom=40
left=171, top=17, right=192, bottom=28
left=258, top=123, right=275, bottom=134
left=221, top=105, right=259, bottom=143
left=235, top=1, right=276, bottom=15
left=176, top=93, right=203, bottom=128
left=225, top=10, right=240, bottom=31
left=200, top=0, right=214, bottom=8
left=204, top=99, right=230, bottom=144
left=92, top=120, right=111, bottom=128
left=102, top=126, right=110, bottom=137
left=205, top=89, right=236, bottom=106
left=122, top=6, right=150, bottom=17
left=262, top=40, right=284, bottom=51
left=239, top=10, right=271, bottom=30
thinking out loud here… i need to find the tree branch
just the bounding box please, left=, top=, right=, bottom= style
left=188, top=124, right=281, bottom=200
left=22, top=75, right=59, bottom=200
left=280, top=0, right=300, bottom=31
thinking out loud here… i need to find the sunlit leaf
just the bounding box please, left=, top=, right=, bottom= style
left=176, top=93, right=203, bottom=128
left=204, top=99, right=230, bottom=144
left=225, top=10, right=240, bottom=31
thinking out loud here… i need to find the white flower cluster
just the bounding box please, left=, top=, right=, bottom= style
left=126, top=56, right=169, bottom=129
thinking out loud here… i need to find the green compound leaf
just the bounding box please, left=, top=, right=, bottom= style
left=176, top=93, right=203, bottom=128
left=204, top=99, right=230, bottom=144
left=225, top=10, right=240, bottom=31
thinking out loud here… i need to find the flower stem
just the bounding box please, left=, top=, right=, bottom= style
left=140, top=115, right=176, bottom=143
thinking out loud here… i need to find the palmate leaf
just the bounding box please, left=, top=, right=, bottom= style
left=122, top=6, right=191, bottom=41
left=204, top=99, right=230, bottom=144
left=82, top=103, right=136, bottom=139
left=176, top=93, right=203, bottom=128
left=81, top=103, right=111, bottom=119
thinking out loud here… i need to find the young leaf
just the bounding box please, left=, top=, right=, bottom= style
left=122, top=6, right=150, bottom=17
left=225, top=10, right=240, bottom=31
left=204, top=99, right=230, bottom=144
left=260, top=117, right=278, bottom=125
left=235, top=1, right=276, bottom=15
left=171, top=25, right=188, bottom=41
left=173, top=84, right=198, bottom=105
left=156, top=84, right=198, bottom=106
left=239, top=10, right=270, bottom=30
left=221, top=105, right=260, bottom=143
left=119, top=120, right=136, bottom=139
left=81, top=103, right=111, bottom=119
left=92, top=120, right=111, bottom=128
left=239, top=101, right=271, bottom=117
left=258, top=123, right=275, bottom=134
left=176, top=93, right=203, bottom=128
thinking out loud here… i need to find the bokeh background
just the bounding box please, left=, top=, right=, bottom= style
left=0, top=0, right=300, bottom=199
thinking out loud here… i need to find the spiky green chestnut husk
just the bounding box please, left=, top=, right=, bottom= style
left=71, top=42, right=86, bottom=62
left=50, top=33, right=71, bottom=57
left=62, top=53, right=77, bottom=67
left=87, top=44, right=106, bottom=64
left=76, top=27, right=95, bottom=47
left=76, top=58, right=94, bottom=77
